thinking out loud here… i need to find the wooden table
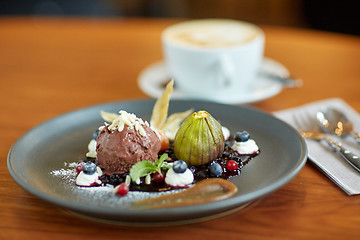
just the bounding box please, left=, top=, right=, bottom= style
left=1, top=17, right=359, bottom=240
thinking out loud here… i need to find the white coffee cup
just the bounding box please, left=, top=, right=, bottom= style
left=162, top=19, right=264, bottom=100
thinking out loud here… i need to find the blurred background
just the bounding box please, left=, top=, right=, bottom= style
left=0, top=0, right=359, bottom=36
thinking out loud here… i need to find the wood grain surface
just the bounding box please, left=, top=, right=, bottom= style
left=1, top=17, right=359, bottom=240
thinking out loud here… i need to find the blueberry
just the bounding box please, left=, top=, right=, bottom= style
left=235, top=131, right=250, bottom=142
left=208, top=163, right=223, bottom=177
left=93, top=129, right=100, bottom=140
left=82, top=161, right=97, bottom=175
left=172, top=160, right=188, bottom=173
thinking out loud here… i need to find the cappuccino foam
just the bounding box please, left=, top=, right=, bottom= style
left=163, top=20, right=260, bottom=48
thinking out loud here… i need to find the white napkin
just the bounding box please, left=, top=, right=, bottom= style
left=274, top=98, right=360, bottom=195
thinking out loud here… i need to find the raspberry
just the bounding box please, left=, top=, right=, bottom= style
left=76, top=162, right=85, bottom=174
left=226, top=160, right=238, bottom=171
left=116, top=183, right=129, bottom=196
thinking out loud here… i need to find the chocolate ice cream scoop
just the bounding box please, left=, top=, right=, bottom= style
left=96, top=111, right=161, bottom=175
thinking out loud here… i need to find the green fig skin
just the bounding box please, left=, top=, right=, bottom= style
left=174, top=111, right=225, bottom=166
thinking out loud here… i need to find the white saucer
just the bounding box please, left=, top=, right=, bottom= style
left=138, top=57, right=289, bottom=104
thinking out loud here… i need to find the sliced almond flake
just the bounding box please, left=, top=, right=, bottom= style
left=135, top=178, right=141, bottom=185
left=134, top=121, right=140, bottom=131
left=88, top=139, right=97, bottom=152
left=120, top=111, right=131, bottom=122
left=96, top=167, right=103, bottom=176
left=145, top=174, right=151, bottom=185
left=145, top=121, right=149, bottom=127
left=108, top=118, right=120, bottom=130
left=122, top=117, right=133, bottom=128
left=86, top=151, right=97, bottom=158
left=134, top=123, right=144, bottom=136
left=138, top=126, right=146, bottom=137
left=108, top=122, right=117, bottom=131
left=150, top=79, right=174, bottom=130
left=113, top=185, right=120, bottom=193
left=117, top=122, right=125, bottom=132
left=125, top=175, right=131, bottom=186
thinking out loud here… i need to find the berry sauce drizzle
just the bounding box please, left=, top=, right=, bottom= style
left=91, top=139, right=259, bottom=192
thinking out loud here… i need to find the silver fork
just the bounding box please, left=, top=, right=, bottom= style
left=293, top=111, right=360, bottom=173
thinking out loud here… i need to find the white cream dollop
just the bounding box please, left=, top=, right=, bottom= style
left=222, top=126, right=230, bottom=140
left=165, top=168, right=194, bottom=187
left=75, top=167, right=102, bottom=187
left=86, top=139, right=97, bottom=158
left=231, top=139, right=259, bottom=155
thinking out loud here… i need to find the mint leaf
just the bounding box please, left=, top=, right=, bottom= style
left=129, top=154, right=170, bottom=182
left=129, top=161, right=157, bottom=181
left=156, top=153, right=168, bottom=171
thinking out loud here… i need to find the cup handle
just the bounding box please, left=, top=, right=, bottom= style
left=216, top=55, right=236, bottom=88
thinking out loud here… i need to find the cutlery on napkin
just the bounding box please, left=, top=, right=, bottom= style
left=274, top=98, right=360, bottom=195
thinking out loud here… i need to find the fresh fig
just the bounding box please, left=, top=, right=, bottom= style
left=174, top=111, right=225, bottom=166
